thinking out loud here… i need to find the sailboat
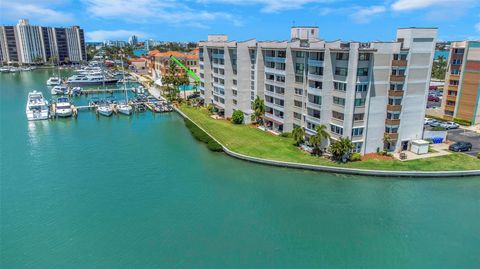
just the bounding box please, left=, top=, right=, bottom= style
left=116, top=57, right=132, bottom=115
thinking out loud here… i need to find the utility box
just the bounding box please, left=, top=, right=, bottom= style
left=410, top=140, right=430, bottom=155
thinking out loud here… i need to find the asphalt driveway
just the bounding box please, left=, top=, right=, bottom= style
left=446, top=128, right=480, bottom=157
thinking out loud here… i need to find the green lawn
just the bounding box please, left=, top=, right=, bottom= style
left=179, top=106, right=480, bottom=171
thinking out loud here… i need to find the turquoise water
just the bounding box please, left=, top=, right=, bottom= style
left=134, top=49, right=148, bottom=57
left=1, top=70, right=479, bottom=268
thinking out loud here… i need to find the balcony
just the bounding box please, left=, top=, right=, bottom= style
left=391, top=60, right=407, bottom=67
left=265, top=56, right=286, bottom=63
left=388, top=90, right=404, bottom=97
left=308, top=73, right=323, bottom=81
left=387, top=104, right=402, bottom=111
left=385, top=119, right=401, bottom=125
left=447, top=85, right=458, bottom=91
left=308, top=59, right=323, bottom=67
left=212, top=53, right=224, bottom=59
left=390, top=75, right=405, bottom=82
left=385, top=132, right=398, bottom=140
left=265, top=67, right=286, bottom=75
left=445, top=104, right=456, bottom=112
left=447, top=95, right=457, bottom=102
left=264, top=112, right=284, bottom=123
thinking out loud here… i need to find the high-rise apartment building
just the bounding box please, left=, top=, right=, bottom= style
left=0, top=19, right=86, bottom=64
left=441, top=41, right=480, bottom=126
left=198, top=27, right=437, bottom=154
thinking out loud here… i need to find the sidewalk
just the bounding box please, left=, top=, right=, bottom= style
left=393, top=143, right=451, bottom=161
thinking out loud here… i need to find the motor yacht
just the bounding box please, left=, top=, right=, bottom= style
left=51, top=85, right=68, bottom=95
left=55, top=97, right=73, bottom=117
left=67, top=74, right=118, bottom=86
left=46, top=76, right=61, bottom=86
left=26, top=91, right=49, bottom=120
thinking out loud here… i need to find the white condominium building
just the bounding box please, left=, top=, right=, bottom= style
left=0, top=19, right=87, bottom=64
left=198, top=27, right=437, bottom=154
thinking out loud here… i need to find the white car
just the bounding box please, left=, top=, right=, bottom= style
left=424, top=118, right=435, bottom=125
left=440, top=121, right=459, bottom=130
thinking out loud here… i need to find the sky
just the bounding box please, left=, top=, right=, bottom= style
left=0, top=0, right=479, bottom=42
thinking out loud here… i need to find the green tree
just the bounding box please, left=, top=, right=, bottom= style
left=231, top=110, right=244, bottom=124
left=309, top=124, right=330, bottom=156
left=292, top=127, right=305, bottom=146
left=179, top=72, right=190, bottom=100
left=161, top=62, right=181, bottom=101
left=329, top=137, right=354, bottom=162
left=63, top=57, right=70, bottom=65
left=383, top=133, right=392, bottom=152
left=49, top=55, right=58, bottom=65
left=432, top=56, right=447, bottom=80
left=251, top=96, right=265, bottom=125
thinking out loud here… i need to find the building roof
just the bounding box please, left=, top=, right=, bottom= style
left=153, top=51, right=198, bottom=60
left=129, top=58, right=147, bottom=63
left=148, top=49, right=160, bottom=56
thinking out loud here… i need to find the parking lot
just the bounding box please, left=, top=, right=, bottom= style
left=446, top=128, right=480, bottom=157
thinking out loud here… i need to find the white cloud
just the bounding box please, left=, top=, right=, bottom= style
left=86, top=30, right=148, bottom=41
left=351, top=5, right=386, bottom=24
left=0, top=1, right=73, bottom=24
left=196, top=0, right=336, bottom=13
left=391, top=0, right=473, bottom=11
left=82, top=0, right=242, bottom=27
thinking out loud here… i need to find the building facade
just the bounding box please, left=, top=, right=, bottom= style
left=150, top=51, right=199, bottom=82
left=441, top=41, right=480, bottom=126
left=198, top=27, right=437, bottom=154
left=0, top=19, right=86, bottom=65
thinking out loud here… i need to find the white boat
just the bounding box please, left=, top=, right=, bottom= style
left=71, top=87, right=82, bottom=96
left=55, top=97, right=73, bottom=117
left=51, top=85, right=68, bottom=95
left=97, top=104, right=113, bottom=117
left=67, top=74, right=118, bottom=86
left=47, top=76, right=61, bottom=86
left=117, top=102, right=132, bottom=115
left=26, top=91, right=49, bottom=120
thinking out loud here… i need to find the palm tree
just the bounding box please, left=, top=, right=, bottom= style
left=161, top=62, right=181, bottom=101
left=309, top=124, right=330, bottom=155
left=292, top=127, right=305, bottom=146
left=329, top=137, right=354, bottom=162
left=251, top=96, right=265, bottom=125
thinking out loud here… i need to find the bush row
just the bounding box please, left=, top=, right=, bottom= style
left=453, top=117, right=472, bottom=126
left=184, top=118, right=223, bottom=152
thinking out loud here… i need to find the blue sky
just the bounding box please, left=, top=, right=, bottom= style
left=0, top=0, right=479, bottom=42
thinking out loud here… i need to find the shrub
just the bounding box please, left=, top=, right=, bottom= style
left=431, top=126, right=446, bottom=131
left=477, top=152, right=480, bottom=159
left=231, top=110, right=244, bottom=124
left=184, top=118, right=223, bottom=152
left=206, top=104, right=215, bottom=114
left=453, top=117, right=472, bottom=126
left=280, top=132, right=292, bottom=138
left=349, top=152, right=362, bottom=162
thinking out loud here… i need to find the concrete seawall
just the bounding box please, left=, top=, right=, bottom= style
left=175, top=107, right=480, bottom=178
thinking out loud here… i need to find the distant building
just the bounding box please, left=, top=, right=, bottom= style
left=199, top=27, right=438, bottom=154
left=129, top=57, right=147, bottom=71
left=0, top=19, right=86, bottom=64
left=440, top=40, right=480, bottom=125
left=104, top=40, right=127, bottom=47
left=128, top=35, right=138, bottom=46
left=149, top=50, right=198, bottom=81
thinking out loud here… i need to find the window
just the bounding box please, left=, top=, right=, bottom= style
left=294, top=100, right=303, bottom=107
left=233, top=79, right=237, bottom=85
left=294, top=112, right=302, bottom=119
left=295, top=75, right=303, bottom=83
left=307, top=108, right=321, bottom=119
left=308, top=94, right=321, bottom=105
left=385, top=125, right=399, bottom=133
left=296, top=63, right=304, bottom=75
left=357, top=68, right=369, bottom=76
left=275, top=86, right=285, bottom=95
left=266, top=61, right=275, bottom=68
left=232, top=90, right=237, bottom=96
left=307, top=121, right=317, bottom=131
left=392, top=69, right=405, bottom=76
left=451, top=69, right=461, bottom=75
left=330, top=124, right=343, bottom=135
left=358, top=53, right=370, bottom=61
left=295, top=88, right=303, bottom=95
left=332, top=111, right=344, bottom=120
left=390, top=83, right=403, bottom=91
left=450, top=80, right=459, bottom=86
left=353, top=142, right=363, bottom=153
left=388, top=97, right=402, bottom=105
left=310, top=66, right=323, bottom=76
left=335, top=67, right=348, bottom=76
left=354, top=113, right=364, bottom=121
left=452, top=59, right=462, bottom=65
left=355, top=84, right=368, bottom=92
left=266, top=74, right=274, bottom=81
left=352, top=127, right=364, bottom=136
left=354, top=98, right=366, bottom=107
left=296, top=51, right=305, bottom=58
left=333, top=96, right=345, bottom=106
left=276, top=75, right=285, bottom=82
left=387, top=112, right=400, bottom=119
left=277, top=51, right=286, bottom=58
left=309, top=80, right=322, bottom=89
left=453, top=48, right=465, bottom=54
left=393, top=53, right=407, bottom=60
left=334, top=82, right=347, bottom=91
left=336, top=53, right=349, bottom=60
left=233, top=99, right=237, bottom=105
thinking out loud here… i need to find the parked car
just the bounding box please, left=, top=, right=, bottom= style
left=440, top=121, right=459, bottom=130
left=424, top=118, right=434, bottom=125
left=449, top=141, right=473, bottom=152
left=429, top=120, right=442, bottom=127
left=428, top=95, right=440, bottom=102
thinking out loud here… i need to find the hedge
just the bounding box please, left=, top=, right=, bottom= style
left=453, top=117, right=472, bottom=126
left=184, top=118, right=223, bottom=152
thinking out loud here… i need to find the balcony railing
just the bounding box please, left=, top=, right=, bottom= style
left=390, top=75, right=405, bottom=82
left=308, top=59, right=323, bottom=67
left=385, top=132, right=398, bottom=140
left=388, top=90, right=404, bottom=97
left=387, top=104, right=402, bottom=111
left=445, top=105, right=456, bottom=111
left=446, top=95, right=457, bottom=102
left=265, top=56, right=286, bottom=63
left=385, top=119, right=401, bottom=125
left=212, top=53, right=224, bottom=59
left=391, top=60, right=407, bottom=67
